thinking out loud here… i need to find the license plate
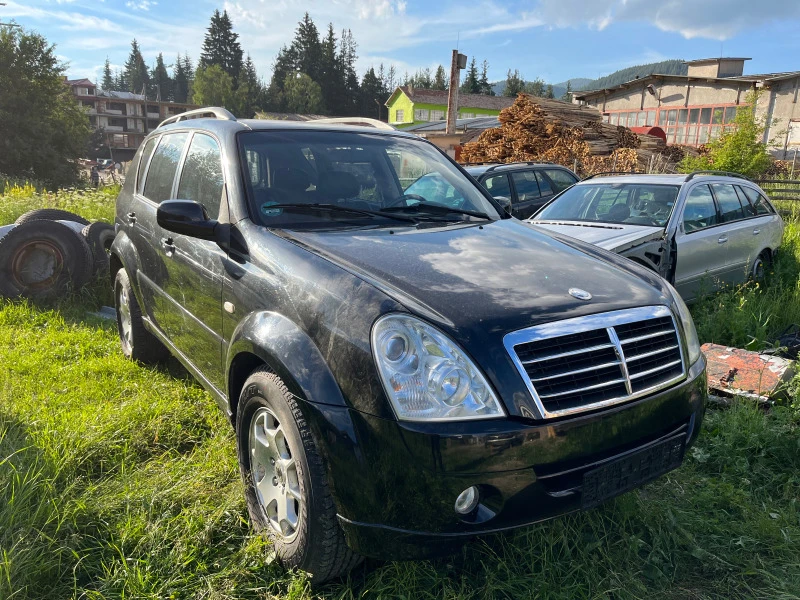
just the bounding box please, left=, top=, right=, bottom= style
left=581, top=435, right=685, bottom=509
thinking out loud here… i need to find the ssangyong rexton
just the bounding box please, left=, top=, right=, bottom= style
left=111, top=108, right=707, bottom=582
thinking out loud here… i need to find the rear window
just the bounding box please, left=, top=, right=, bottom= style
left=543, top=169, right=578, bottom=193
left=739, top=186, right=775, bottom=215
left=137, top=136, right=158, bottom=195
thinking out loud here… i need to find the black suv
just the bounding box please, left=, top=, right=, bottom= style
left=464, top=162, right=579, bottom=219
left=111, top=108, right=706, bottom=582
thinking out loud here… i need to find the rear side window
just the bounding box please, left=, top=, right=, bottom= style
left=711, top=183, right=744, bottom=222
left=535, top=171, right=553, bottom=196
left=143, top=132, right=189, bottom=203
left=543, top=169, right=578, bottom=193
left=740, top=186, right=775, bottom=215
left=482, top=173, right=511, bottom=198
left=137, top=136, right=158, bottom=195
left=511, top=171, right=541, bottom=203
left=683, top=185, right=718, bottom=232
left=177, top=134, right=224, bottom=218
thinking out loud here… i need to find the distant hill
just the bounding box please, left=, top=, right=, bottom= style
left=577, top=60, right=687, bottom=91
left=491, top=77, right=593, bottom=98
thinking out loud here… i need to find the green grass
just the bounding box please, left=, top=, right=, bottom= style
left=1, top=188, right=799, bottom=599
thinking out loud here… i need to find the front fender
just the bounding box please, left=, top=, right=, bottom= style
left=226, top=311, right=347, bottom=412
left=109, top=230, right=145, bottom=300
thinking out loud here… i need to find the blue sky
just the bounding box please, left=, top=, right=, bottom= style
left=5, top=0, right=800, bottom=86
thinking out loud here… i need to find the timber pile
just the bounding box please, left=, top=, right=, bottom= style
left=461, top=94, right=677, bottom=175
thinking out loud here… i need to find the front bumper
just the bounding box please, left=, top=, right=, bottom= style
left=301, top=357, right=706, bottom=561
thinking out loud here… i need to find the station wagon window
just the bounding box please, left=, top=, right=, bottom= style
left=482, top=173, right=511, bottom=198
left=510, top=171, right=541, bottom=203
left=543, top=169, right=578, bottom=192
left=739, top=186, right=775, bottom=215
left=143, top=132, right=189, bottom=203
left=534, top=171, right=553, bottom=196
left=683, top=185, right=718, bottom=232
left=711, top=183, right=744, bottom=222
left=137, top=136, right=158, bottom=195
left=176, top=133, right=224, bottom=218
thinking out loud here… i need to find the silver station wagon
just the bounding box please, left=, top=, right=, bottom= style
left=528, top=172, right=785, bottom=301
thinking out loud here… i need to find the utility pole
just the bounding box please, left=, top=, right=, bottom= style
left=446, top=50, right=467, bottom=135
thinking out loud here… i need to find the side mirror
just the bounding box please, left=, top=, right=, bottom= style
left=493, top=196, right=512, bottom=214
left=157, top=200, right=217, bottom=240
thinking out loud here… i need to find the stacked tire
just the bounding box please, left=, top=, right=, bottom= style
left=0, top=210, right=115, bottom=300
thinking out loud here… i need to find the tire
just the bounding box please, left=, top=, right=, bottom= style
left=15, top=209, right=90, bottom=226
left=81, top=222, right=116, bottom=276
left=236, top=369, right=362, bottom=582
left=114, top=268, right=170, bottom=364
left=0, top=220, right=93, bottom=300
left=750, top=250, right=771, bottom=282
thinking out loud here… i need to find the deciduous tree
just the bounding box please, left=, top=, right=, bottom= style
left=192, top=64, right=234, bottom=108
left=282, top=72, right=323, bottom=113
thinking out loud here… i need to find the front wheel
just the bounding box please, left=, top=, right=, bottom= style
left=236, top=368, right=362, bottom=582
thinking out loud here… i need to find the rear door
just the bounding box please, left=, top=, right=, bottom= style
left=673, top=184, right=728, bottom=299
left=480, top=172, right=513, bottom=207
left=709, top=183, right=752, bottom=283
left=509, top=170, right=542, bottom=219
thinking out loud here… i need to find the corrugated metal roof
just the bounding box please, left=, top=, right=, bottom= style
left=403, top=116, right=500, bottom=133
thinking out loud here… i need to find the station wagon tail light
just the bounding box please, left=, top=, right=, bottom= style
left=372, top=314, right=505, bottom=422
left=665, top=282, right=702, bottom=365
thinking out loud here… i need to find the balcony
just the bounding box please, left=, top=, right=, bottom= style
left=105, top=125, right=124, bottom=132
left=104, top=109, right=123, bottom=115
left=147, top=112, right=161, bottom=119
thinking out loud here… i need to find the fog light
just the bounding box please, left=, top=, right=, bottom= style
left=454, top=486, right=480, bottom=515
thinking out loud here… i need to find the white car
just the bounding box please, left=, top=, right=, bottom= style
left=529, top=172, right=784, bottom=301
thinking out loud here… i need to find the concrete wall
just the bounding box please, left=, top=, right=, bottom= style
left=584, top=79, right=749, bottom=113
left=761, top=76, right=800, bottom=156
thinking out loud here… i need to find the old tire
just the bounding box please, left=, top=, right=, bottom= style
left=81, top=222, right=116, bottom=276
left=236, top=369, right=362, bottom=583
left=114, top=268, right=170, bottom=364
left=750, top=250, right=771, bottom=282
left=15, top=209, right=90, bottom=226
left=0, top=220, right=93, bottom=299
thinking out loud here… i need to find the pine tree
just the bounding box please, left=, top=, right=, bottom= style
left=561, top=80, right=573, bottom=103
left=339, top=29, right=359, bottom=115
left=114, top=69, right=127, bottom=92
left=460, top=57, right=479, bottom=94
left=414, top=68, right=432, bottom=89
left=150, top=53, right=172, bottom=101
left=318, top=24, right=339, bottom=113
left=124, top=39, right=148, bottom=94
left=478, top=60, right=494, bottom=95
left=504, top=69, right=524, bottom=97
left=433, top=65, right=447, bottom=91
left=173, top=54, right=188, bottom=103
left=360, top=67, right=383, bottom=118
left=235, top=54, right=263, bottom=117
left=292, top=13, right=322, bottom=82
left=199, top=9, right=244, bottom=84
left=545, top=84, right=554, bottom=99
left=101, top=57, right=114, bottom=91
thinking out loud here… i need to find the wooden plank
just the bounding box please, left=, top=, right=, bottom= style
left=754, top=179, right=800, bottom=184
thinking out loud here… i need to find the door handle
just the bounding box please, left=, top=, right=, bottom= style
left=753, top=229, right=761, bottom=235
left=126, top=212, right=136, bottom=224
left=718, top=235, right=728, bottom=244
left=160, top=237, right=175, bottom=255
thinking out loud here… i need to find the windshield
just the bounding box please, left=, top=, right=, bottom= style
left=535, top=183, right=680, bottom=227
left=238, top=130, right=500, bottom=228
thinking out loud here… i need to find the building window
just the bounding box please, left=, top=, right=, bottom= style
left=460, top=112, right=475, bottom=119
left=395, top=109, right=405, bottom=122
left=430, top=110, right=445, bottom=121
left=414, top=109, right=429, bottom=121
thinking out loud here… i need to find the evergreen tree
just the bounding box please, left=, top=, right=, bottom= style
left=114, top=69, right=127, bottom=92
left=433, top=65, right=447, bottom=91
left=101, top=57, right=114, bottom=90
left=545, top=84, right=554, bottom=99
left=385, top=65, right=397, bottom=94
left=338, top=29, right=359, bottom=115
left=150, top=53, right=172, bottom=101
left=414, top=68, right=432, bottom=89
left=124, top=39, right=148, bottom=94
left=318, top=24, right=339, bottom=113
left=525, top=77, right=545, bottom=97
left=504, top=69, right=524, bottom=97
left=292, top=13, right=322, bottom=83
left=561, top=80, right=573, bottom=103
left=460, top=57, right=479, bottom=94
left=173, top=53, right=190, bottom=103
left=478, top=60, right=494, bottom=95
left=199, top=9, right=244, bottom=83
left=360, top=67, right=383, bottom=118
left=234, top=54, right=263, bottom=117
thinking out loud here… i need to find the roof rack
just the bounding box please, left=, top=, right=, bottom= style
left=157, top=107, right=236, bottom=129
left=684, top=170, right=751, bottom=182
left=483, top=161, right=557, bottom=172
left=309, top=117, right=395, bottom=130
left=582, top=171, right=644, bottom=180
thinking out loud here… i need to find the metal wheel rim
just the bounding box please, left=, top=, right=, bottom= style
left=117, top=283, right=133, bottom=352
left=249, top=406, right=302, bottom=541
left=11, top=241, right=63, bottom=289
left=752, top=257, right=764, bottom=280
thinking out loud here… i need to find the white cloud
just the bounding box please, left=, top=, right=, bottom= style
left=532, top=0, right=800, bottom=40
left=125, top=0, right=157, bottom=11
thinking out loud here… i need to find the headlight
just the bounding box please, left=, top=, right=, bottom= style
left=665, top=282, right=702, bottom=364
left=371, top=314, right=505, bottom=422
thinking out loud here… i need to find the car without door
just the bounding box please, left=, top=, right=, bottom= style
left=529, top=172, right=784, bottom=301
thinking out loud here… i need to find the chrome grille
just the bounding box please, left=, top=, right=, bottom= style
left=504, top=306, right=686, bottom=418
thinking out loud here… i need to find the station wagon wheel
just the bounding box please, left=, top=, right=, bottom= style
left=750, top=251, right=770, bottom=282
left=113, top=268, right=170, bottom=364
left=249, top=406, right=302, bottom=540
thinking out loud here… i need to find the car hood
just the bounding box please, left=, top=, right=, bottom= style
left=279, top=220, right=667, bottom=337
left=529, top=220, right=665, bottom=252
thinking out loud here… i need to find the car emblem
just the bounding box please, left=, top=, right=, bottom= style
left=569, top=288, right=592, bottom=301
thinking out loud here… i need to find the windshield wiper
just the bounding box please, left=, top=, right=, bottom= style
left=262, top=203, right=418, bottom=224
left=381, top=202, right=491, bottom=220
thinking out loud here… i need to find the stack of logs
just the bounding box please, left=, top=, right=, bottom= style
left=460, top=94, right=678, bottom=175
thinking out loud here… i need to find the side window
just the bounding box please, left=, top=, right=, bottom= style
left=740, top=186, right=775, bottom=215
left=143, top=132, right=189, bottom=203
left=734, top=185, right=757, bottom=217
left=511, top=171, right=541, bottom=203
left=543, top=169, right=578, bottom=193
left=711, top=183, right=744, bottom=222
left=535, top=171, right=553, bottom=196
left=177, top=134, right=224, bottom=218
left=482, top=174, right=511, bottom=198
left=137, top=136, right=158, bottom=195
left=683, top=185, right=718, bottom=232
